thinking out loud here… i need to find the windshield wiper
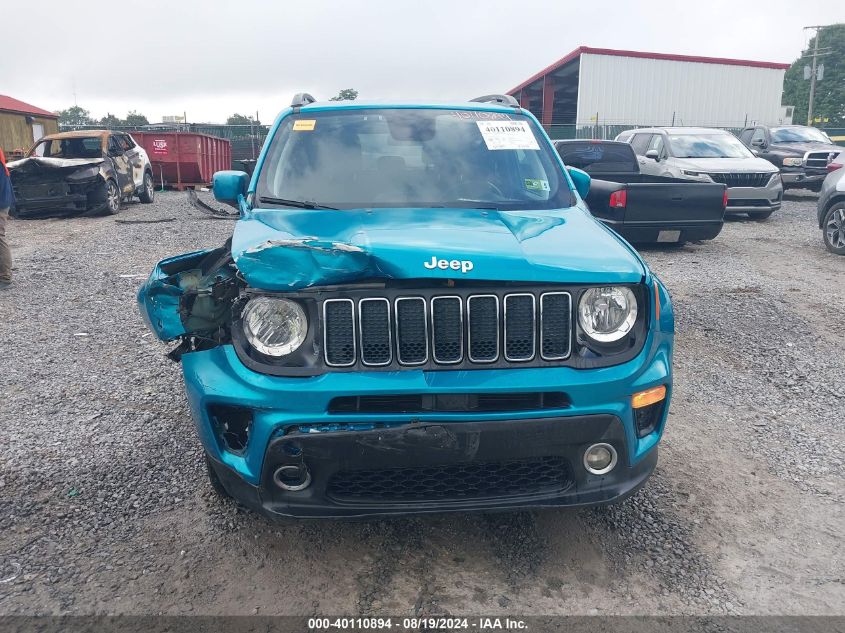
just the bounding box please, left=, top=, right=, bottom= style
left=259, top=196, right=339, bottom=210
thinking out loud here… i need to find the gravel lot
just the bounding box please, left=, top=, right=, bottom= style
left=0, top=191, right=842, bottom=616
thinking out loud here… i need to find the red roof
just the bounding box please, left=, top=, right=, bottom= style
left=508, top=46, right=791, bottom=94
left=0, top=95, right=58, bottom=119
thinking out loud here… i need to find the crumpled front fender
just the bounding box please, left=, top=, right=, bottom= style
left=137, top=246, right=238, bottom=342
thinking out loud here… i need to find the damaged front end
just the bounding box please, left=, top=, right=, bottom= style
left=8, top=157, right=111, bottom=217
left=137, top=243, right=241, bottom=360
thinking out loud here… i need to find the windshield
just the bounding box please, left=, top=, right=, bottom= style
left=770, top=127, right=831, bottom=144
left=30, top=137, right=103, bottom=159
left=256, top=108, right=573, bottom=210
left=668, top=134, right=753, bottom=159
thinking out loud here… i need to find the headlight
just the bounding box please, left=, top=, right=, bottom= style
left=682, top=170, right=703, bottom=178
left=578, top=287, right=638, bottom=343
left=242, top=297, right=307, bottom=356
left=782, top=157, right=803, bottom=167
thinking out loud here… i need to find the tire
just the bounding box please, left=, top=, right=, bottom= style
left=204, top=454, right=231, bottom=499
left=822, top=203, right=845, bottom=255
left=104, top=180, right=121, bottom=215
left=139, top=171, right=155, bottom=203
left=747, top=210, right=773, bottom=221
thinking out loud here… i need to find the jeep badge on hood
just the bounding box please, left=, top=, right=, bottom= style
left=424, top=256, right=474, bottom=273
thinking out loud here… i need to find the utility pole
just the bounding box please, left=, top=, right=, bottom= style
left=805, top=26, right=821, bottom=125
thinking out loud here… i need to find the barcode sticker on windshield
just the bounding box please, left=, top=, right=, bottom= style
left=477, top=120, right=540, bottom=151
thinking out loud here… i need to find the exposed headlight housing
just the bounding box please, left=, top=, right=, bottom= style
left=578, top=287, right=638, bottom=343
left=782, top=157, right=803, bottom=167
left=242, top=297, right=308, bottom=356
left=682, top=170, right=704, bottom=178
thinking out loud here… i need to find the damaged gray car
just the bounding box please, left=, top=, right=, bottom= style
left=8, top=130, right=155, bottom=217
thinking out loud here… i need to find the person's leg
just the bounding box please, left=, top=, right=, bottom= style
left=0, top=207, right=11, bottom=286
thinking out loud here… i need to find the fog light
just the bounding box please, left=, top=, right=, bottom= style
left=583, top=443, right=617, bottom=475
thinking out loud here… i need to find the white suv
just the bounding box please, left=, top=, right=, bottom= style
left=615, top=127, right=783, bottom=220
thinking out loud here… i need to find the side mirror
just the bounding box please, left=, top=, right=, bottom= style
left=751, top=138, right=766, bottom=148
left=645, top=149, right=660, bottom=161
left=213, top=170, right=249, bottom=205
left=567, top=166, right=591, bottom=199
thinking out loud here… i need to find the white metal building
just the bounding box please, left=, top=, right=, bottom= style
left=507, top=47, right=790, bottom=133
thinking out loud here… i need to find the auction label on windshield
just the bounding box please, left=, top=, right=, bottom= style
left=476, top=120, right=539, bottom=151
left=293, top=119, right=317, bottom=131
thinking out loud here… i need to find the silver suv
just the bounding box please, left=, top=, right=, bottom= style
left=615, top=127, right=782, bottom=220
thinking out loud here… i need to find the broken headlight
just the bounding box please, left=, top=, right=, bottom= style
left=578, top=287, right=638, bottom=343
left=241, top=297, right=308, bottom=357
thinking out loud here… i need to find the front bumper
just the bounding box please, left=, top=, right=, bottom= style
left=724, top=178, right=783, bottom=215
left=781, top=168, right=827, bottom=187
left=209, top=415, right=658, bottom=518
left=180, top=313, right=672, bottom=518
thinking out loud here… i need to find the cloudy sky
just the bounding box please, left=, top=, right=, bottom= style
left=3, top=0, right=843, bottom=124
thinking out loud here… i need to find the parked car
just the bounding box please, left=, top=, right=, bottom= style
left=615, top=127, right=782, bottom=220
left=8, top=130, right=154, bottom=217
left=817, top=154, right=845, bottom=255
left=137, top=94, right=674, bottom=519
left=738, top=125, right=841, bottom=192
left=555, top=139, right=726, bottom=244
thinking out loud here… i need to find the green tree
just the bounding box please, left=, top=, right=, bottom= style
left=124, top=110, right=149, bottom=127
left=99, top=113, right=122, bottom=128
left=226, top=113, right=255, bottom=126
left=782, top=23, right=845, bottom=126
left=58, top=105, right=95, bottom=127
left=329, top=88, right=358, bottom=101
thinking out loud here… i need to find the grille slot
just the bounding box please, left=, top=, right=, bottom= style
left=327, top=456, right=572, bottom=502
left=504, top=294, right=536, bottom=361
left=540, top=292, right=572, bottom=360
left=431, top=296, right=463, bottom=363
left=395, top=297, right=428, bottom=365
left=705, top=172, right=772, bottom=188
left=358, top=298, right=391, bottom=366
left=323, top=299, right=356, bottom=367
left=468, top=295, right=500, bottom=362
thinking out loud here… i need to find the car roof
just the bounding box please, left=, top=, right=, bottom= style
left=38, top=130, right=114, bottom=141
left=620, top=127, right=729, bottom=135
left=296, top=100, right=522, bottom=114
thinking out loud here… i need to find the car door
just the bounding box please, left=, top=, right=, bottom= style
left=630, top=133, right=659, bottom=175
left=750, top=127, right=772, bottom=160
left=107, top=134, right=134, bottom=195
left=120, top=134, right=145, bottom=189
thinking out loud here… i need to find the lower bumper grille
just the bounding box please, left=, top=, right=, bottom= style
left=327, top=456, right=572, bottom=502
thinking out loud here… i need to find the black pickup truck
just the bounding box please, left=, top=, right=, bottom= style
left=555, top=140, right=727, bottom=244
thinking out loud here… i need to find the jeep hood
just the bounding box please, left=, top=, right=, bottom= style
left=231, top=206, right=645, bottom=290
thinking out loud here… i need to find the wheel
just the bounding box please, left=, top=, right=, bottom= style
left=138, top=171, right=155, bottom=203
left=104, top=180, right=121, bottom=215
left=822, top=204, right=845, bottom=255
left=204, top=454, right=231, bottom=499
left=747, top=210, right=773, bottom=221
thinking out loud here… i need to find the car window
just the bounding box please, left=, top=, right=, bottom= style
left=648, top=134, right=664, bottom=155
left=739, top=129, right=754, bottom=144
left=108, top=135, right=124, bottom=154
left=121, top=134, right=136, bottom=150
left=770, top=126, right=831, bottom=144
left=257, top=108, right=574, bottom=210
left=31, top=137, right=103, bottom=159
left=629, top=133, right=652, bottom=155
left=751, top=128, right=766, bottom=144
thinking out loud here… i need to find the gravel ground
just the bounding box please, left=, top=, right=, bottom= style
left=0, top=191, right=842, bottom=616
